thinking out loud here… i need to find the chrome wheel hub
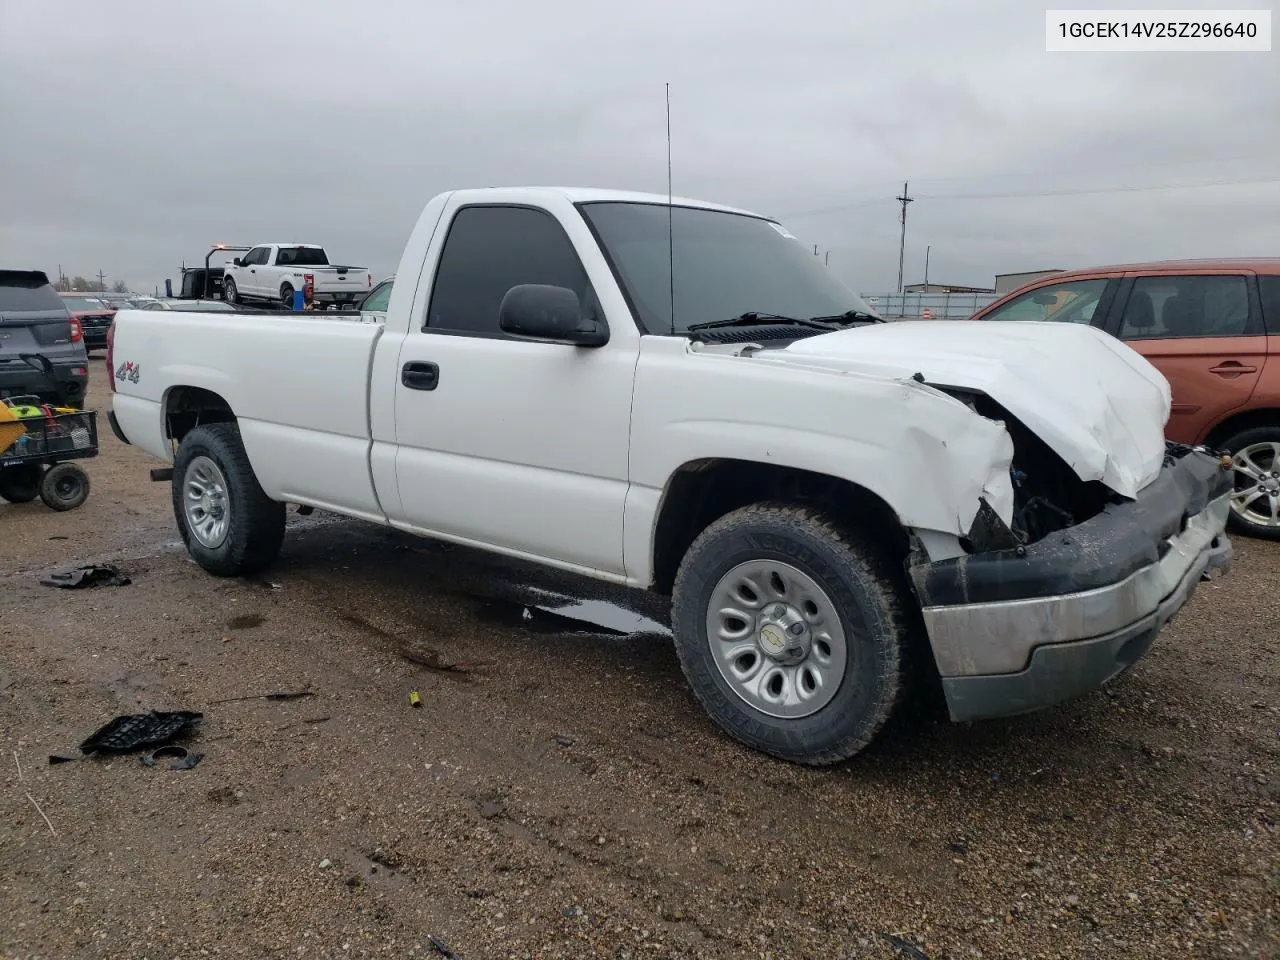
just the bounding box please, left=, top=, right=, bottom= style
left=1231, top=442, right=1280, bottom=528
left=706, top=560, right=847, bottom=720
left=184, top=455, right=231, bottom=549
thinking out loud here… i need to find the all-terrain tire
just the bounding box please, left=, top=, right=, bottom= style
left=280, top=284, right=295, bottom=310
left=1219, top=424, right=1280, bottom=541
left=172, top=423, right=286, bottom=576
left=670, top=501, right=911, bottom=766
left=223, top=278, right=238, bottom=304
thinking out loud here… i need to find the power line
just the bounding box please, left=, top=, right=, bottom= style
left=774, top=172, right=1280, bottom=221
left=764, top=151, right=1280, bottom=216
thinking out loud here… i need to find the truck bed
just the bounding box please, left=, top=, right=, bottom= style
left=109, top=309, right=385, bottom=519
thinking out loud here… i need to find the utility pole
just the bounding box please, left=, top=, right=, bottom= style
left=96, top=269, right=107, bottom=292
left=895, top=181, right=913, bottom=294
left=924, top=245, right=931, bottom=290
left=824, top=251, right=830, bottom=267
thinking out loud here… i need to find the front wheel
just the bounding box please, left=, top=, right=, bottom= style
left=172, top=423, right=286, bottom=576
left=1222, top=425, right=1280, bottom=540
left=671, top=502, right=911, bottom=765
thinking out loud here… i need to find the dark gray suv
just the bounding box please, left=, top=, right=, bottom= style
left=0, top=271, right=90, bottom=407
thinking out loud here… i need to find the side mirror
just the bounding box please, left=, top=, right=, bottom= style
left=232, top=258, right=243, bottom=267
left=498, top=284, right=608, bottom=347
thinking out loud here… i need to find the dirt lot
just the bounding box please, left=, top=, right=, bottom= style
left=2, top=367, right=1277, bottom=960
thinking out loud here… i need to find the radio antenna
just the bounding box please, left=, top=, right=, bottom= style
left=666, top=82, right=675, bottom=336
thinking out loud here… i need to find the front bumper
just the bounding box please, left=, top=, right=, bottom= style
left=910, top=448, right=1233, bottom=722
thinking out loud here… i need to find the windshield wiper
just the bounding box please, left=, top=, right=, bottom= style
left=809, top=310, right=884, bottom=324
left=687, top=312, right=838, bottom=333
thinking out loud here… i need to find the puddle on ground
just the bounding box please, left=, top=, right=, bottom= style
left=477, top=592, right=670, bottom=638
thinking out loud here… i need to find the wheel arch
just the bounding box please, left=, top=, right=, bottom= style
left=1201, top=407, right=1280, bottom=450
left=649, top=458, right=909, bottom=596
left=163, top=385, right=237, bottom=446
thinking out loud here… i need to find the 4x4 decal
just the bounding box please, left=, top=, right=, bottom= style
left=115, top=360, right=140, bottom=384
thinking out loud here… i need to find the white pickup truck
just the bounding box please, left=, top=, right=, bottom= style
left=221, top=243, right=372, bottom=309
left=104, top=186, right=1235, bottom=765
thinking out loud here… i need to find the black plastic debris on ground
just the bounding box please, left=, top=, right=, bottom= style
left=40, top=564, right=131, bottom=589
left=79, top=710, right=202, bottom=755
left=428, top=937, right=463, bottom=959
left=881, top=933, right=933, bottom=960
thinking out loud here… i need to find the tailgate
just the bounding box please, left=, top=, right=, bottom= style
left=312, top=268, right=369, bottom=292
left=1, top=317, right=73, bottom=353
left=0, top=315, right=79, bottom=398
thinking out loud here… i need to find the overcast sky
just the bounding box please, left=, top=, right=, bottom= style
left=1, top=0, right=1277, bottom=295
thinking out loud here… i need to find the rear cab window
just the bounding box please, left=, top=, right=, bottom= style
left=277, top=246, right=329, bottom=267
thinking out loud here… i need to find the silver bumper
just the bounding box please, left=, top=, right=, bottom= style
left=922, top=493, right=1232, bottom=680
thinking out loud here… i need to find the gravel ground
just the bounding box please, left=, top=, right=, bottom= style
left=2, top=367, right=1277, bottom=960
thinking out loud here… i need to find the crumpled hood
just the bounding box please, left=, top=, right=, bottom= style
left=774, top=320, right=1171, bottom=499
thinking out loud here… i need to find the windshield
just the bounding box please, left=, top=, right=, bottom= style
left=277, top=246, right=329, bottom=266
left=578, top=202, right=874, bottom=334
left=62, top=296, right=108, bottom=311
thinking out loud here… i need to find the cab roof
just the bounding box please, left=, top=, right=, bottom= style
left=448, top=186, right=766, bottom=220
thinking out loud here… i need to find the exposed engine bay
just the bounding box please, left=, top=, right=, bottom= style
left=939, top=388, right=1117, bottom=550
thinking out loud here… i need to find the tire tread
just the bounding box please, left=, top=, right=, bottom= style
left=671, top=500, right=912, bottom=765
left=172, top=423, right=285, bottom=576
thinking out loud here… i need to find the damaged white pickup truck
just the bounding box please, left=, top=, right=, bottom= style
left=105, top=187, right=1235, bottom=765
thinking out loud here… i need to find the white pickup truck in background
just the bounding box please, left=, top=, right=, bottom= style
left=104, top=186, right=1234, bottom=765
left=221, top=243, right=372, bottom=309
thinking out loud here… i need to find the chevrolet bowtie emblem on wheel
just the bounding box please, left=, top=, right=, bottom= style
left=115, top=360, right=140, bottom=384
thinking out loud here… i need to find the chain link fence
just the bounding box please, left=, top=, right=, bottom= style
left=861, top=291, right=1000, bottom=320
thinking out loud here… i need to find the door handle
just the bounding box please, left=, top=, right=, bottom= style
left=1209, top=360, right=1257, bottom=377
left=401, top=361, right=439, bottom=391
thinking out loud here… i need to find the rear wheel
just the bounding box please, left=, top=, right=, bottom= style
left=172, top=423, right=286, bottom=576
left=0, top=465, right=42, bottom=503
left=280, top=284, right=295, bottom=310
left=40, top=462, right=90, bottom=511
left=223, top=278, right=238, bottom=304
left=1222, top=425, right=1280, bottom=540
left=670, top=502, right=910, bottom=765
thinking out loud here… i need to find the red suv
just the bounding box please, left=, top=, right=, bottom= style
left=971, top=260, right=1280, bottom=539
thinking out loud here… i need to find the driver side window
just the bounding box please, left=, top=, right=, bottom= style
left=982, top=278, right=1113, bottom=325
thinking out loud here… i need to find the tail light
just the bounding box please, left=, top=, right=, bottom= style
left=105, top=320, right=116, bottom=393
left=68, top=318, right=83, bottom=342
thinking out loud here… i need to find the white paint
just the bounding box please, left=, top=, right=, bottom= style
left=110, top=186, right=1172, bottom=593
left=779, top=319, right=1170, bottom=499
